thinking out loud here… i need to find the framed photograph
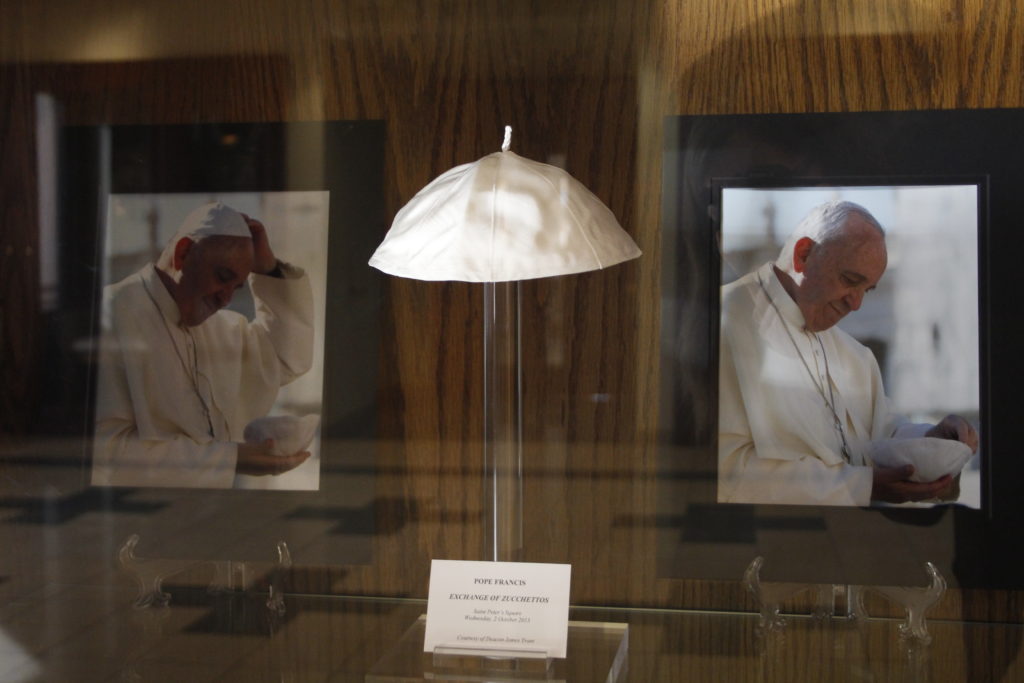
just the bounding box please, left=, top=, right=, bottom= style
left=92, top=190, right=331, bottom=492
left=659, top=109, right=1024, bottom=587
left=56, top=121, right=386, bottom=563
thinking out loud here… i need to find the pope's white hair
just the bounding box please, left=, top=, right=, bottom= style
left=775, top=200, right=885, bottom=272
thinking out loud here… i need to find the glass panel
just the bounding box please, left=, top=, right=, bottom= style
left=2, top=1, right=1024, bottom=680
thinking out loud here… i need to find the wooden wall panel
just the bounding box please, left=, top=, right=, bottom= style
left=2, top=0, right=1024, bottom=623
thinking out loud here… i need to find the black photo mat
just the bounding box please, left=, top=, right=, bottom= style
left=659, top=109, right=1024, bottom=588
left=57, top=120, right=386, bottom=564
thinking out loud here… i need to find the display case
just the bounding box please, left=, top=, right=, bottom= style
left=2, top=1, right=1023, bottom=681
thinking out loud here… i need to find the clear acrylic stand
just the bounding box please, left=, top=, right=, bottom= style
left=482, top=280, right=524, bottom=563
left=743, top=556, right=836, bottom=634
left=366, top=616, right=628, bottom=682
left=266, top=540, right=292, bottom=617
left=118, top=596, right=175, bottom=682
left=743, top=555, right=946, bottom=643
left=744, top=552, right=946, bottom=680
left=432, top=643, right=553, bottom=680
left=847, top=560, right=947, bottom=644
left=116, top=535, right=292, bottom=680
left=118, top=533, right=292, bottom=616
left=119, top=534, right=194, bottom=608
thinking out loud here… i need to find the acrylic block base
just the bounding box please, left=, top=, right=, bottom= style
left=366, top=615, right=628, bottom=682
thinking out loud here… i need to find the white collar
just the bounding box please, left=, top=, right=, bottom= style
left=756, top=262, right=807, bottom=331
left=141, top=263, right=185, bottom=328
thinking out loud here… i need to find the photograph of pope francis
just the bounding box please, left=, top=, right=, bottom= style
left=90, top=192, right=329, bottom=491
left=717, top=188, right=981, bottom=508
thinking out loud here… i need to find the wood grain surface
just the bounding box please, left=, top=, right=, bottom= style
left=2, top=0, right=1023, bottom=628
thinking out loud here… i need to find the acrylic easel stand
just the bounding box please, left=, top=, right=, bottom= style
left=743, top=556, right=946, bottom=643
left=847, top=561, right=946, bottom=644
left=116, top=535, right=293, bottom=681
left=118, top=533, right=292, bottom=616
left=118, top=596, right=176, bottom=683
left=743, top=556, right=836, bottom=635
left=845, top=561, right=946, bottom=680
left=744, top=555, right=946, bottom=679
left=365, top=616, right=629, bottom=682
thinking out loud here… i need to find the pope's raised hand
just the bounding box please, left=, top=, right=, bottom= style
left=242, top=215, right=278, bottom=275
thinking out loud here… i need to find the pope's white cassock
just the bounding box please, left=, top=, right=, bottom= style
left=91, top=262, right=314, bottom=489
left=719, top=263, right=923, bottom=506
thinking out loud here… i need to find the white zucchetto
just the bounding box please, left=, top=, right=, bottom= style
left=369, top=145, right=641, bottom=283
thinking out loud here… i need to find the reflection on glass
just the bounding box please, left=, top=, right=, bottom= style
left=718, top=187, right=980, bottom=508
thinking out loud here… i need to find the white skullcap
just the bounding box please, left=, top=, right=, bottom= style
left=368, top=145, right=641, bottom=283
left=175, top=202, right=251, bottom=241
left=157, top=202, right=251, bottom=272
left=871, top=437, right=973, bottom=483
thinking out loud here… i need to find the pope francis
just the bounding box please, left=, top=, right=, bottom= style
left=718, top=200, right=978, bottom=506
left=91, top=202, right=315, bottom=489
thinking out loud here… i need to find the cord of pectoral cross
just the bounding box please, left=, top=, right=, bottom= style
left=757, top=273, right=853, bottom=463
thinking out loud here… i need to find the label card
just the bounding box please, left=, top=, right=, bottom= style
left=423, top=559, right=572, bottom=658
